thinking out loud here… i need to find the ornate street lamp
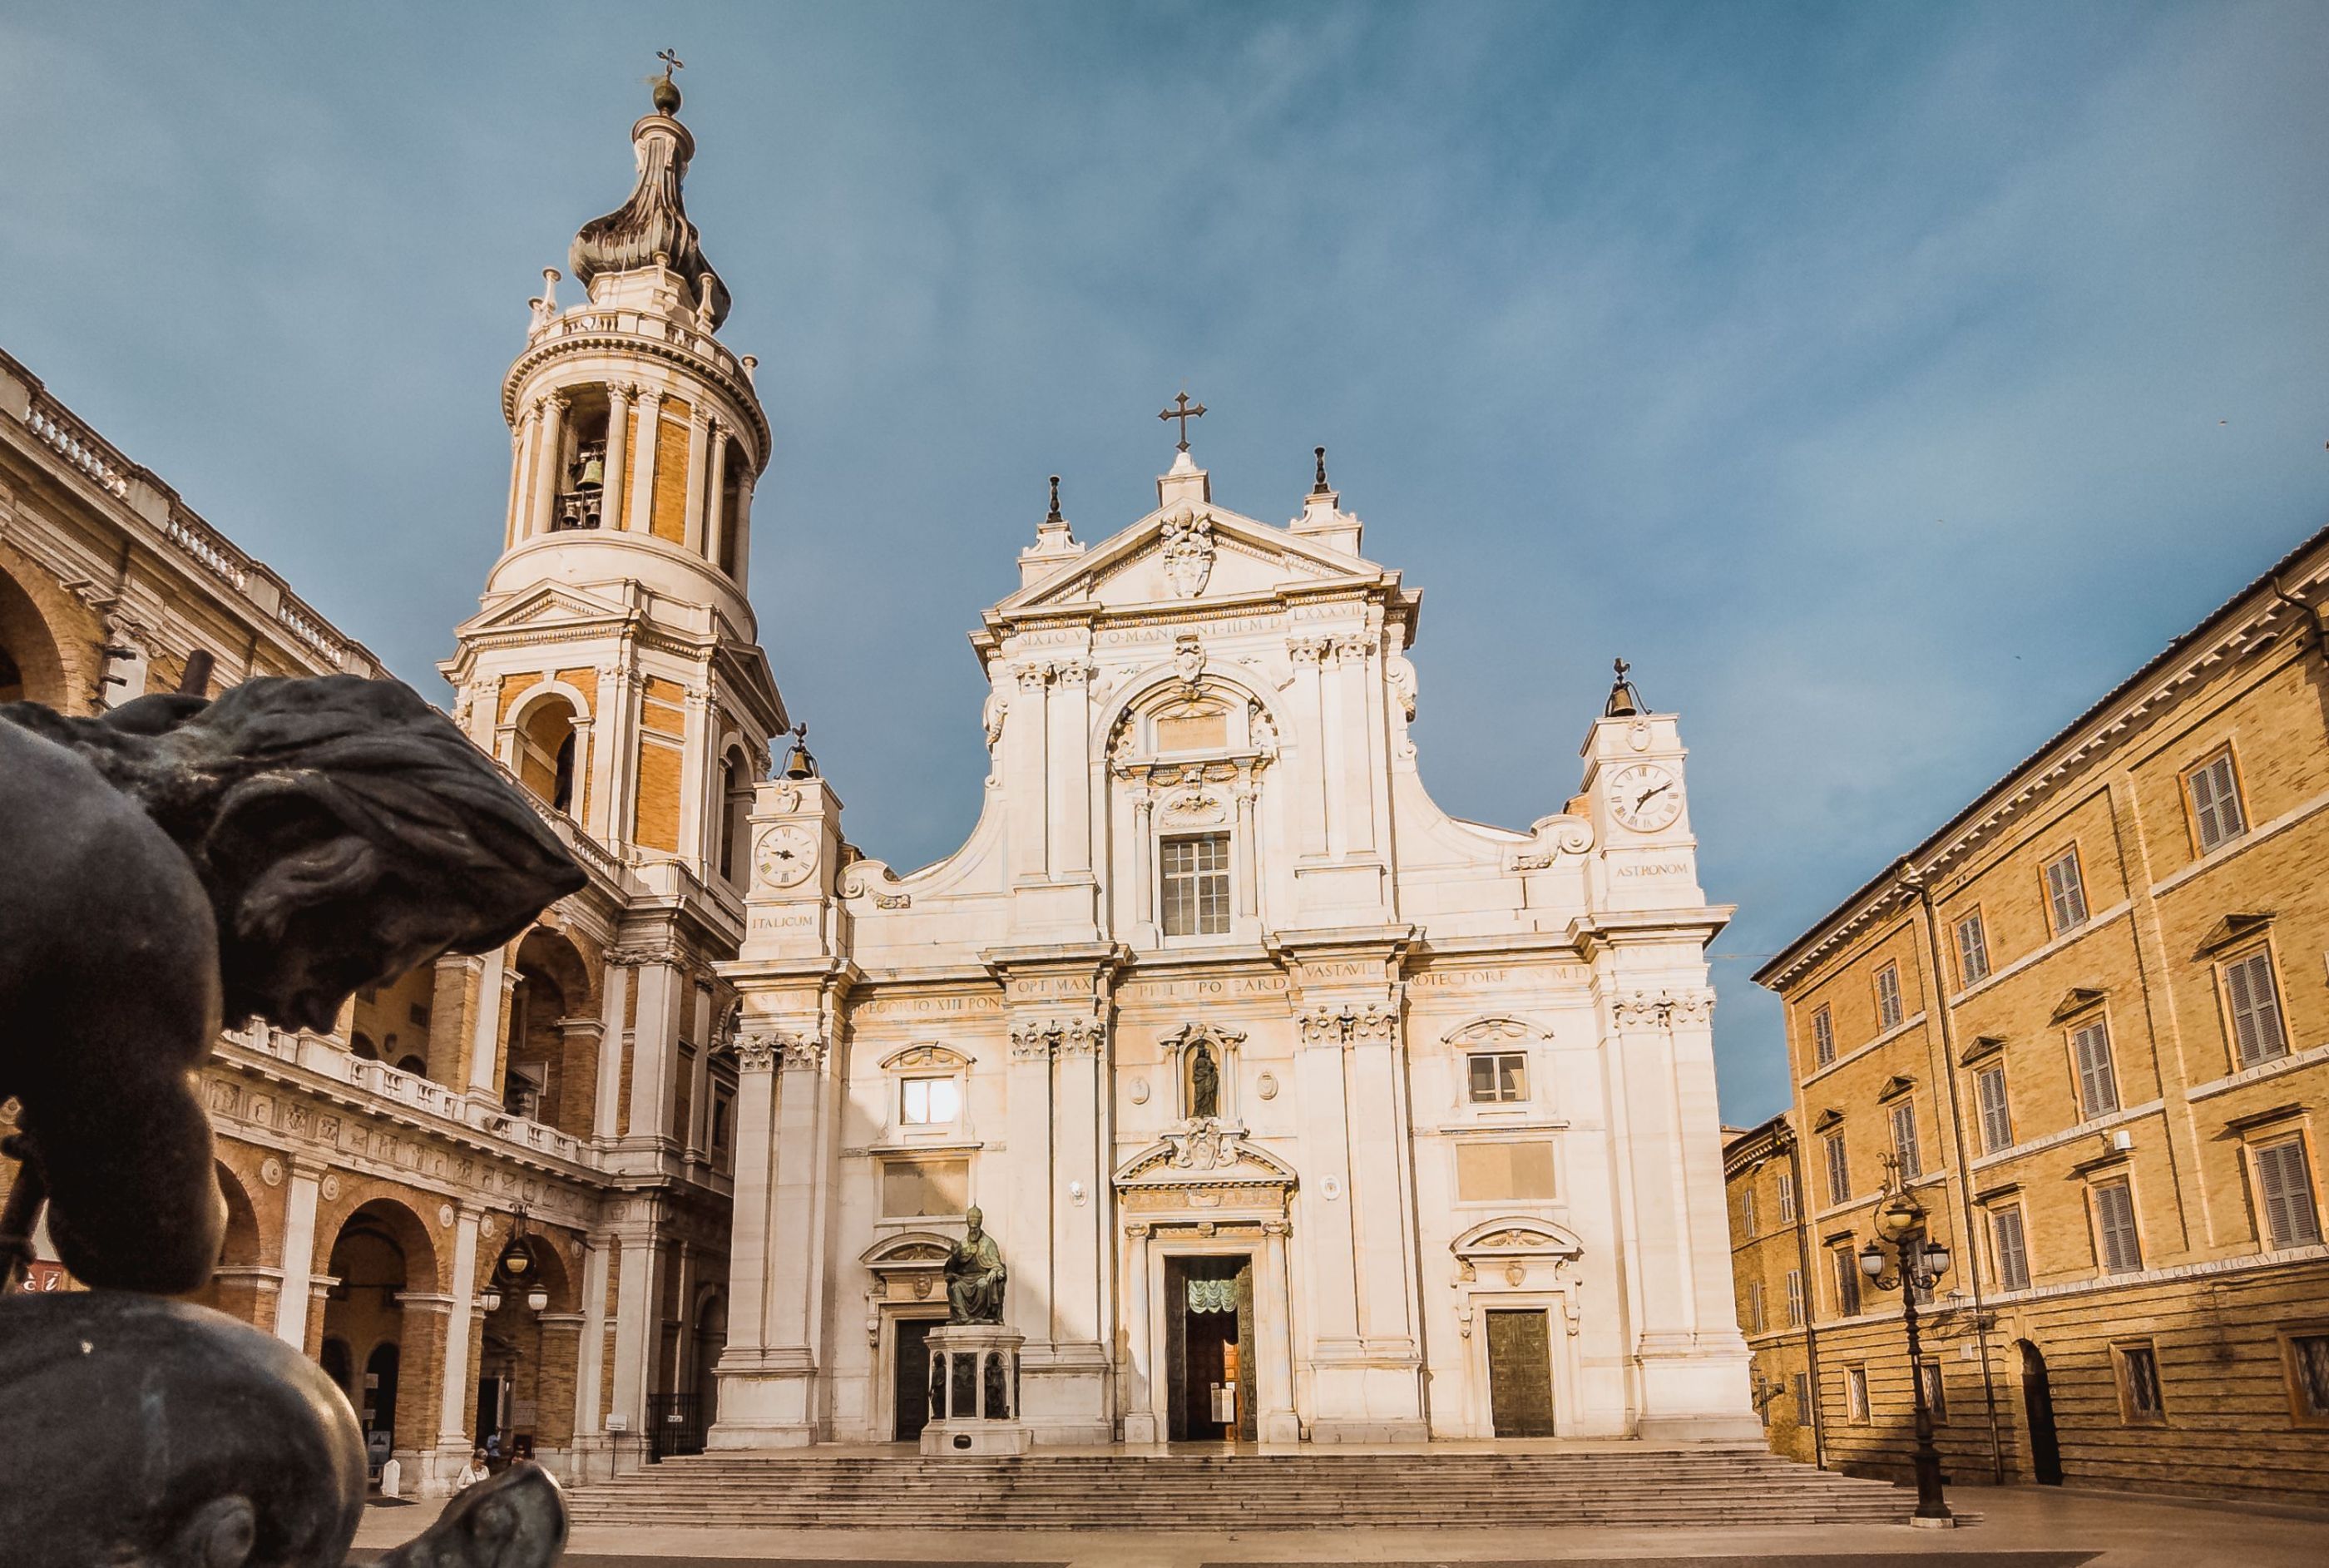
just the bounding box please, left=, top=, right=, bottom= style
left=1858, top=1180, right=1955, bottom=1527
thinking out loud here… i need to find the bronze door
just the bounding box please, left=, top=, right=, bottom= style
left=893, top=1318, right=937, bottom=1441
left=1486, top=1308, right=1555, bottom=1437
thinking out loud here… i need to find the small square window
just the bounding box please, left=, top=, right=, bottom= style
left=1810, top=1005, right=1837, bottom=1067
left=1874, top=963, right=1904, bottom=1031
left=1845, top=1364, right=1870, bottom=1423
left=1466, top=1051, right=1527, bottom=1104
left=1956, top=910, right=1991, bottom=987
left=2115, top=1342, right=2166, bottom=1424
left=1918, top=1361, right=1948, bottom=1423
left=900, top=1075, right=962, bottom=1126
left=2284, top=1332, right=2329, bottom=1425
left=1160, top=833, right=1231, bottom=937
left=2223, top=950, right=2290, bottom=1067
left=2185, top=749, right=2247, bottom=854
left=2045, top=848, right=2089, bottom=933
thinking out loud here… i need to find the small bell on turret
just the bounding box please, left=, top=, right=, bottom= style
left=1604, top=657, right=1644, bottom=718
left=780, top=721, right=818, bottom=780
left=573, top=443, right=606, bottom=489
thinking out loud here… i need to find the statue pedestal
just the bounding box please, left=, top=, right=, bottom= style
left=918, top=1324, right=1033, bottom=1457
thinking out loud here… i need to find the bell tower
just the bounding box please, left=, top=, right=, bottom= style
left=443, top=65, right=786, bottom=884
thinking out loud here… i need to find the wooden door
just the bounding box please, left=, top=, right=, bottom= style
left=1486, top=1308, right=1555, bottom=1437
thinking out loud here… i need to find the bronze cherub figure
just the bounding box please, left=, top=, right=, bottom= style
left=0, top=671, right=586, bottom=1566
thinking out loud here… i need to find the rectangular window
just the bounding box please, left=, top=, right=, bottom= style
left=2223, top=950, right=2291, bottom=1067
left=1466, top=1051, right=1528, bottom=1104
left=2116, top=1342, right=2166, bottom=1424
left=1845, top=1365, right=1870, bottom=1423
left=1776, top=1170, right=1796, bottom=1224
left=2254, top=1138, right=2323, bottom=1250
left=1992, top=1205, right=2031, bottom=1291
left=1455, top=1140, right=1556, bottom=1202
left=1785, top=1268, right=1805, bottom=1326
left=1975, top=1064, right=2014, bottom=1152
left=1956, top=909, right=1991, bottom=987
left=1832, top=1246, right=1862, bottom=1317
left=1890, top=1099, right=1923, bottom=1179
left=2094, top=1179, right=2143, bottom=1274
left=880, top=1157, right=970, bottom=1218
left=1825, top=1131, right=1851, bottom=1207
left=2045, top=848, right=2089, bottom=933
left=710, top=1091, right=733, bottom=1151
left=900, top=1075, right=962, bottom=1126
left=1875, top=962, right=1904, bottom=1031
left=2071, top=1020, right=2120, bottom=1119
left=2186, top=749, right=2247, bottom=853
left=1740, top=1188, right=1758, bottom=1238
left=1811, top=1005, right=1837, bottom=1067
left=1160, top=833, right=1231, bottom=937
left=1792, top=1372, right=1812, bottom=1420
left=1748, top=1280, right=1767, bottom=1334
left=2287, top=1333, right=2329, bottom=1423
left=1918, top=1361, right=1948, bottom=1423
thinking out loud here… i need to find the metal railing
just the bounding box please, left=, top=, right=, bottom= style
left=645, top=1392, right=708, bottom=1461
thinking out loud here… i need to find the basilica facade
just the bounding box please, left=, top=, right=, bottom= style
left=711, top=442, right=1757, bottom=1447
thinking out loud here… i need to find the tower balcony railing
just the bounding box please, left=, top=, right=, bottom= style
left=524, top=304, right=752, bottom=391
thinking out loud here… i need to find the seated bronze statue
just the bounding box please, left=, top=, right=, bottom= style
left=0, top=673, right=586, bottom=1567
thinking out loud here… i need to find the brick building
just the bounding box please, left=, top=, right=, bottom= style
left=1749, top=522, right=2329, bottom=1505
left=1723, top=1114, right=1821, bottom=1467
left=2, top=73, right=775, bottom=1495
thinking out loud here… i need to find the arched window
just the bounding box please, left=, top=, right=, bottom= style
left=350, top=1032, right=380, bottom=1062
left=719, top=749, right=753, bottom=884
left=515, top=696, right=580, bottom=814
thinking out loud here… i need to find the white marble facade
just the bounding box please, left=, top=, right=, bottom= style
left=710, top=447, right=1758, bottom=1447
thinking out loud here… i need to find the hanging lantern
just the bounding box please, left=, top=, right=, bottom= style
left=497, top=1233, right=534, bottom=1283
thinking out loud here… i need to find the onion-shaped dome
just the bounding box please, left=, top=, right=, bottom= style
left=569, top=96, right=732, bottom=329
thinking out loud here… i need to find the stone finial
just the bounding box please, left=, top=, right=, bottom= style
left=1313, top=445, right=1331, bottom=495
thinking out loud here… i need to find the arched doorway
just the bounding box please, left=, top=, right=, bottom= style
left=2019, top=1339, right=2063, bottom=1485
left=503, top=928, right=596, bottom=1133
left=319, top=1200, right=438, bottom=1465
left=190, top=1161, right=268, bottom=1323
left=513, top=695, right=581, bottom=814
left=0, top=566, right=67, bottom=708
left=474, top=1228, right=579, bottom=1462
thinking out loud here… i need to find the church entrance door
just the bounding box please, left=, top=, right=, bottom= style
left=893, top=1317, right=941, bottom=1442
left=1485, top=1308, right=1555, bottom=1437
left=1164, top=1254, right=1257, bottom=1442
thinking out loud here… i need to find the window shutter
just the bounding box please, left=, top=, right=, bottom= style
left=2074, top=1023, right=2119, bottom=1117
left=2257, top=1141, right=2322, bottom=1249
left=2095, top=1182, right=2141, bottom=1272
left=2226, top=952, right=2287, bottom=1066
left=1977, top=1066, right=2013, bottom=1151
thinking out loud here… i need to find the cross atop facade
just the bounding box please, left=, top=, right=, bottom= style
left=1159, top=392, right=1206, bottom=453
left=658, top=47, right=685, bottom=78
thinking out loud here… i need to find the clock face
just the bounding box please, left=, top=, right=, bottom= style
left=755, top=824, right=817, bottom=888
left=1606, top=763, right=1683, bottom=832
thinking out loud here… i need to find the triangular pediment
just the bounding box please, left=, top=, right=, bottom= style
left=999, top=503, right=1387, bottom=618
left=459, top=582, right=634, bottom=636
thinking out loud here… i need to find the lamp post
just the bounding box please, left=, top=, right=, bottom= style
left=1858, top=1186, right=1954, bottom=1528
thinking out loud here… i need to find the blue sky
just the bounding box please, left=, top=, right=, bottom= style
left=4, top=2, right=2326, bottom=1123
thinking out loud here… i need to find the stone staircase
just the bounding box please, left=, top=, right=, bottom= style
left=564, top=1447, right=1905, bottom=1530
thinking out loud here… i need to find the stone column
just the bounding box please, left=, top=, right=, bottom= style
left=704, top=421, right=730, bottom=567
left=1333, top=636, right=1377, bottom=854
left=715, top=1036, right=780, bottom=1368
left=1258, top=1219, right=1300, bottom=1442
left=1289, top=640, right=1329, bottom=857
left=575, top=1236, right=611, bottom=1440
left=1233, top=784, right=1258, bottom=919
left=592, top=957, right=631, bottom=1142
left=626, top=388, right=662, bottom=534
left=626, top=956, right=684, bottom=1145
left=537, top=1311, right=584, bottom=1453
left=1048, top=660, right=1093, bottom=882
left=710, top=1031, right=829, bottom=1446
left=1004, top=1022, right=1056, bottom=1353
left=428, top=1207, right=485, bottom=1487
left=730, top=476, right=754, bottom=593
left=506, top=404, right=537, bottom=551
left=681, top=409, right=710, bottom=552
left=1006, top=665, right=1051, bottom=881
left=529, top=395, right=566, bottom=541
left=1120, top=1223, right=1157, bottom=1443
left=1130, top=787, right=1155, bottom=937
left=467, top=946, right=512, bottom=1101
left=1038, top=1014, right=1111, bottom=1442
left=676, top=683, right=710, bottom=874
left=600, top=383, right=631, bottom=531
left=608, top=1230, right=660, bottom=1454
left=272, top=1157, right=325, bottom=1350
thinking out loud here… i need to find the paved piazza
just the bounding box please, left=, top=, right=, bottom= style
left=349, top=1483, right=2325, bottom=1567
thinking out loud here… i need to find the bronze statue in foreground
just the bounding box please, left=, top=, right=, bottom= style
left=0, top=672, right=586, bottom=1567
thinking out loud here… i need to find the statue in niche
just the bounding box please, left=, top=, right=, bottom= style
left=945, top=1204, right=1008, bottom=1324
left=1189, top=1040, right=1220, bottom=1120
left=0, top=671, right=585, bottom=1566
